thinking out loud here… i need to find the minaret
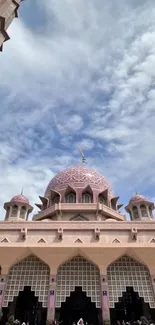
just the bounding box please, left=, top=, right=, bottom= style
left=4, top=193, right=33, bottom=221
left=0, top=0, right=23, bottom=51
left=125, top=193, right=154, bottom=221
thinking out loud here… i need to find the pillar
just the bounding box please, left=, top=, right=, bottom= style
left=0, top=274, right=7, bottom=316
left=100, top=274, right=110, bottom=325
left=47, top=274, right=56, bottom=322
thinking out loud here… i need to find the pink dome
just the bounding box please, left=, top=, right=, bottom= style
left=11, top=194, right=29, bottom=204
left=45, top=164, right=113, bottom=197
left=129, top=194, right=149, bottom=205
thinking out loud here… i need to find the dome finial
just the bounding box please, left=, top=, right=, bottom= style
left=79, top=148, right=86, bottom=164
left=21, top=188, right=24, bottom=195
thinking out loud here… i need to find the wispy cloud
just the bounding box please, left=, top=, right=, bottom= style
left=0, top=0, right=155, bottom=218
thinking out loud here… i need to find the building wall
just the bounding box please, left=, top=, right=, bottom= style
left=0, top=0, right=22, bottom=51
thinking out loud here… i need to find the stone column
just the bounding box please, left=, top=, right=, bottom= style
left=0, top=275, right=7, bottom=314
left=100, top=274, right=111, bottom=325
left=47, top=275, right=57, bottom=322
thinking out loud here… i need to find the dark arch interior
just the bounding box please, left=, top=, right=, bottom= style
left=110, top=287, right=155, bottom=323
left=58, top=287, right=99, bottom=325
left=2, top=286, right=47, bottom=325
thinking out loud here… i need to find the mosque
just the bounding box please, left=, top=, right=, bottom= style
left=0, top=161, right=155, bottom=325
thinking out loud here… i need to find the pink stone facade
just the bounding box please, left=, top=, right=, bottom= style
left=0, top=0, right=22, bottom=51
left=0, top=164, right=155, bottom=324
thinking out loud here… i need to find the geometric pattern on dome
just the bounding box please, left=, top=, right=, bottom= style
left=129, top=194, right=150, bottom=205
left=45, top=164, right=113, bottom=197
left=11, top=194, right=29, bottom=204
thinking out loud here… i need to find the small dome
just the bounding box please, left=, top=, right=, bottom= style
left=45, top=164, right=113, bottom=197
left=105, top=218, right=117, bottom=222
left=129, top=194, right=149, bottom=205
left=11, top=194, right=29, bottom=205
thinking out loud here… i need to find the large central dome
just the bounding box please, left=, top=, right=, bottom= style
left=45, top=164, right=113, bottom=197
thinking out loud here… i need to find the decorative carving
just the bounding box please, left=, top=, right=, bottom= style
left=112, top=238, right=121, bottom=243
left=94, top=228, right=100, bottom=240
left=131, top=228, right=137, bottom=240
left=21, top=228, right=27, bottom=240
left=1, top=238, right=9, bottom=243
left=70, top=214, right=88, bottom=221
left=38, top=238, right=46, bottom=243
left=150, top=238, right=155, bottom=243
left=75, top=238, right=83, bottom=243
left=58, top=228, right=63, bottom=240
left=45, top=165, right=113, bottom=197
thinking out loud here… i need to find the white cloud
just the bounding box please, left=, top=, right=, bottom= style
left=0, top=0, right=155, bottom=219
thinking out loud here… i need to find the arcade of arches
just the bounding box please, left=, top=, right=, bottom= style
left=0, top=255, right=155, bottom=325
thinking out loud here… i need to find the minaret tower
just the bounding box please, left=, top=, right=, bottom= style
left=0, top=0, right=23, bottom=51
left=125, top=193, right=154, bottom=221
left=4, top=193, right=33, bottom=221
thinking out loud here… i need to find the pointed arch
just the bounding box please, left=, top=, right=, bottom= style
left=149, top=238, right=155, bottom=243
left=65, top=185, right=76, bottom=203
left=2, top=255, right=50, bottom=308
left=12, top=204, right=18, bottom=216
left=98, top=189, right=108, bottom=205
left=50, top=189, right=61, bottom=205
left=56, top=255, right=101, bottom=308
left=107, top=255, right=155, bottom=309
left=82, top=185, right=93, bottom=203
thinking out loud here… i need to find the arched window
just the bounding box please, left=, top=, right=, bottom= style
left=132, top=206, right=139, bottom=219
left=82, top=192, right=92, bottom=203
left=20, top=206, right=26, bottom=219
left=141, top=205, right=148, bottom=218
left=6, top=207, right=10, bottom=219
left=98, top=195, right=105, bottom=204
left=53, top=196, right=60, bottom=204
left=149, top=206, right=153, bottom=218
left=66, top=193, right=76, bottom=203
left=12, top=205, right=18, bottom=216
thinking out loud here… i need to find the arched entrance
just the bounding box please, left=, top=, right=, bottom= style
left=56, top=256, right=101, bottom=325
left=2, top=255, right=50, bottom=325
left=107, top=255, right=155, bottom=322
left=60, top=287, right=98, bottom=325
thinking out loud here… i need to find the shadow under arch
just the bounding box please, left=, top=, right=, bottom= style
left=107, top=254, right=155, bottom=322
left=55, top=255, right=101, bottom=325
left=2, top=255, right=50, bottom=325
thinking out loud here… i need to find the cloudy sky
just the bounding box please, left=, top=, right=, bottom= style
left=0, top=0, right=155, bottom=219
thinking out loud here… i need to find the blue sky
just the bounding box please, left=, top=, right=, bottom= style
left=0, top=0, right=155, bottom=218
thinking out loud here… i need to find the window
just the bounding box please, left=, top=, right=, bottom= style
left=82, top=193, right=92, bottom=203
left=66, top=193, right=76, bottom=203
left=98, top=195, right=105, bottom=204
left=149, top=206, right=153, bottom=218
left=140, top=205, right=148, bottom=218
left=132, top=206, right=139, bottom=219
left=20, top=206, right=26, bottom=219
left=6, top=207, right=10, bottom=219
left=53, top=196, right=60, bottom=204
left=12, top=205, right=18, bottom=216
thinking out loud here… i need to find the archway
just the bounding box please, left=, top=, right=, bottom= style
left=56, top=256, right=101, bottom=324
left=2, top=255, right=50, bottom=325
left=107, top=255, right=155, bottom=322
left=60, top=287, right=98, bottom=325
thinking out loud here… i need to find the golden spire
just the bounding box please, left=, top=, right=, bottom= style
left=79, top=148, right=86, bottom=164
